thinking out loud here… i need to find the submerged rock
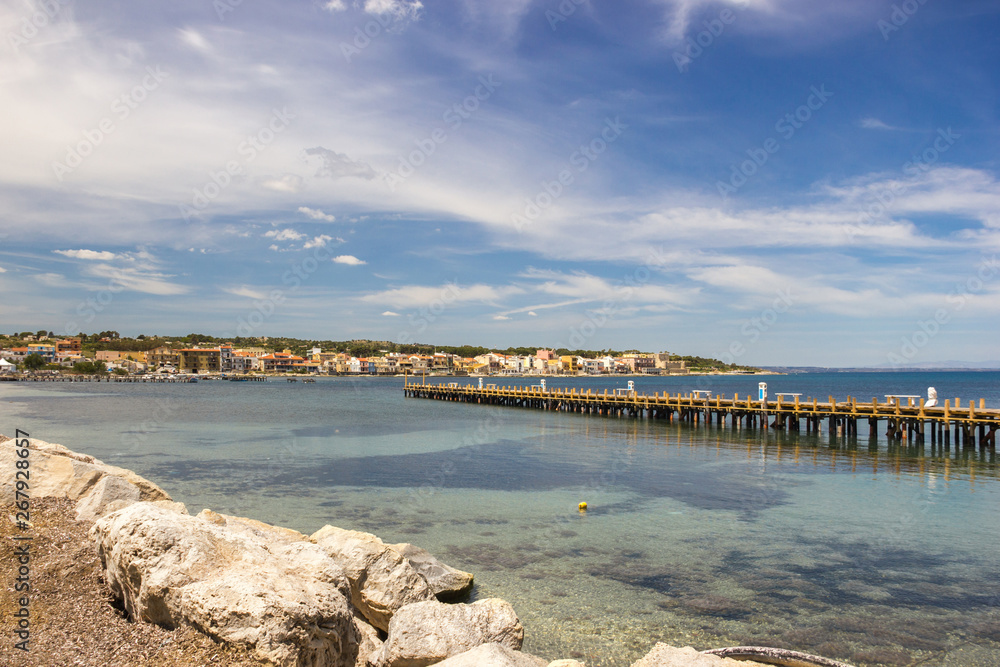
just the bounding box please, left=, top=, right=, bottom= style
left=92, top=502, right=359, bottom=667
left=631, top=644, right=763, bottom=666
left=312, top=525, right=436, bottom=632
left=373, top=598, right=523, bottom=667
left=428, top=643, right=546, bottom=666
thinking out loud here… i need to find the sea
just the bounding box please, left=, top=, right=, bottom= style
left=2, top=371, right=999, bottom=667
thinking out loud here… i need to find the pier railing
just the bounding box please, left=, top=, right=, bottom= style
left=403, top=379, right=999, bottom=448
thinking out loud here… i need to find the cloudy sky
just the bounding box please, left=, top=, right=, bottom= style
left=1, top=0, right=998, bottom=366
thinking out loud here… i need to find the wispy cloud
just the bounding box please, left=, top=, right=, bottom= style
left=305, top=147, right=378, bottom=181
left=221, top=286, right=269, bottom=300
left=54, top=249, right=118, bottom=261
left=860, top=117, right=898, bottom=131
left=264, top=229, right=305, bottom=242
left=304, top=235, right=335, bottom=249
left=298, top=207, right=336, bottom=222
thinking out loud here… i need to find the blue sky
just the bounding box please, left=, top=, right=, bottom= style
left=1, top=0, right=998, bottom=366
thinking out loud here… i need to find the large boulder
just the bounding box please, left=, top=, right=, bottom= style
left=92, top=502, right=361, bottom=667
left=312, top=525, right=436, bottom=631
left=389, top=541, right=474, bottom=600
left=373, top=598, right=523, bottom=667
left=428, top=643, right=546, bottom=666
left=0, top=437, right=170, bottom=505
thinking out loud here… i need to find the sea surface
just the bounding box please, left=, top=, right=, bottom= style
left=2, top=371, right=999, bottom=666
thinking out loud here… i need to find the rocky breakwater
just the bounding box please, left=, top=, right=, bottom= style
left=1, top=437, right=828, bottom=667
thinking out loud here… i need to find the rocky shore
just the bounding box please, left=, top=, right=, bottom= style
left=1, top=436, right=839, bottom=667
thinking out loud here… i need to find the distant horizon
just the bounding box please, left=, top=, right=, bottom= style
left=5, top=330, right=1000, bottom=371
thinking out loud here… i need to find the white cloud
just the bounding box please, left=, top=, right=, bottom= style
left=54, top=249, right=117, bottom=261
left=222, top=286, right=269, bottom=300
left=299, top=207, right=337, bottom=222
left=82, top=264, right=190, bottom=296
left=333, top=255, right=367, bottom=265
left=492, top=314, right=510, bottom=320
left=527, top=311, right=537, bottom=316
left=178, top=28, right=212, bottom=54
left=361, top=283, right=523, bottom=308
left=304, top=235, right=334, bottom=249
left=0, top=266, right=6, bottom=273
left=305, top=147, right=378, bottom=181
left=260, top=175, right=305, bottom=193
left=860, top=117, right=897, bottom=131
left=364, top=0, right=423, bottom=21
left=264, top=229, right=305, bottom=241
left=382, top=310, right=400, bottom=316
left=324, top=0, right=347, bottom=11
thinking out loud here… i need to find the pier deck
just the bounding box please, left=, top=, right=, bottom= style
left=404, top=379, right=999, bottom=448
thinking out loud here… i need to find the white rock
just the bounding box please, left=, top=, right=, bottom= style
left=75, top=474, right=142, bottom=522
left=390, top=541, right=474, bottom=600
left=92, top=502, right=359, bottom=667
left=374, top=598, right=524, bottom=667
left=312, top=525, right=436, bottom=631
left=548, top=661, right=587, bottom=667
left=429, top=643, right=546, bottom=666
left=0, top=438, right=170, bottom=505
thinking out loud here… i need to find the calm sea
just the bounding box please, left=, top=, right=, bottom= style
left=2, top=371, right=999, bottom=666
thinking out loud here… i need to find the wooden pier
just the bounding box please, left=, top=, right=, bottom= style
left=404, top=380, right=1000, bottom=449
left=2, top=375, right=197, bottom=383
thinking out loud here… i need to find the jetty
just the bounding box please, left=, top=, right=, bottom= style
left=2, top=374, right=197, bottom=383
left=403, top=379, right=999, bottom=449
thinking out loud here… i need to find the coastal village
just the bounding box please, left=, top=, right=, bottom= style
left=0, top=334, right=696, bottom=376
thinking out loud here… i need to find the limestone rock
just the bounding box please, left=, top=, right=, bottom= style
left=312, top=525, right=435, bottom=631
left=630, top=644, right=765, bottom=667
left=0, top=438, right=170, bottom=505
left=352, top=611, right=385, bottom=665
left=374, top=598, right=523, bottom=667
left=390, top=541, right=474, bottom=600
left=92, top=502, right=359, bottom=667
left=75, top=474, right=142, bottom=522
left=548, top=661, right=587, bottom=667
left=428, top=643, right=546, bottom=666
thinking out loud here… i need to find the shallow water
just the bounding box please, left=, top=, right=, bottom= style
left=2, top=372, right=999, bottom=666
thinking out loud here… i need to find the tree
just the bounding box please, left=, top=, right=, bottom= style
left=23, top=353, right=47, bottom=371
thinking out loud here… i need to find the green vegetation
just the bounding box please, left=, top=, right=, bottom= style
left=22, top=353, right=47, bottom=371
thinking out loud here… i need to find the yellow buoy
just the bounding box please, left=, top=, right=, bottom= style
left=578, top=501, right=588, bottom=511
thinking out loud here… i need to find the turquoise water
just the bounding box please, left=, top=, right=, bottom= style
left=2, top=372, right=999, bottom=666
